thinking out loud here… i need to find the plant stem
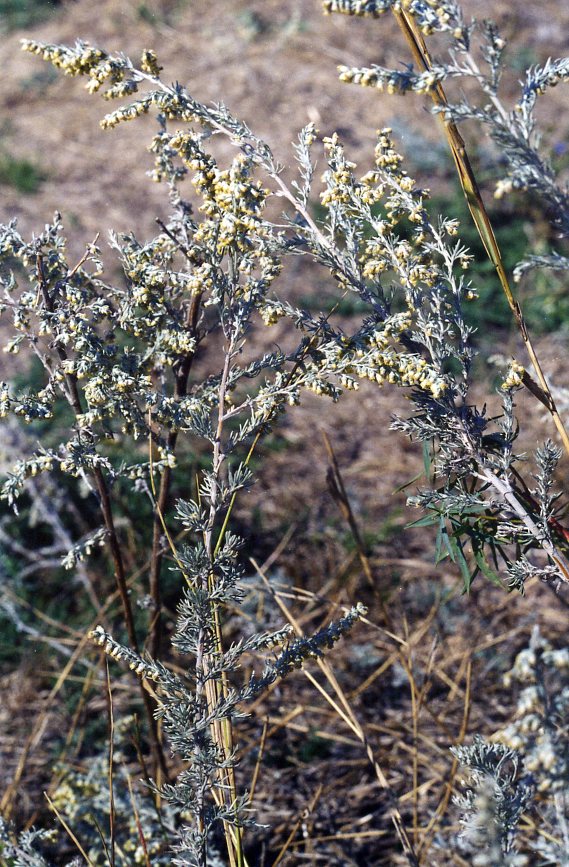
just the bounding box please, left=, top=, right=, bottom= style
left=148, top=291, right=202, bottom=658
left=202, top=338, right=245, bottom=867
left=391, top=10, right=569, bottom=457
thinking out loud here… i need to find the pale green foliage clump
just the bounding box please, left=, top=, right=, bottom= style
left=450, top=629, right=569, bottom=866
left=0, top=818, right=53, bottom=867
left=451, top=737, right=533, bottom=866
left=499, top=628, right=569, bottom=793
left=49, top=716, right=181, bottom=866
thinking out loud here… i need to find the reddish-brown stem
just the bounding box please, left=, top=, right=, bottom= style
left=92, top=466, right=139, bottom=650
left=148, top=457, right=173, bottom=658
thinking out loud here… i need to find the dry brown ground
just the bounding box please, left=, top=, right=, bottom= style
left=2, top=0, right=569, bottom=252
left=2, top=1, right=569, bottom=865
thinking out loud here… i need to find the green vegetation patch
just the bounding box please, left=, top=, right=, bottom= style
left=0, top=151, right=46, bottom=194
left=0, top=0, right=61, bottom=33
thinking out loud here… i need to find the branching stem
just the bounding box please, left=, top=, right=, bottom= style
left=36, top=253, right=169, bottom=779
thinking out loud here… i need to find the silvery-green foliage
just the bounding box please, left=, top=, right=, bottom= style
left=90, top=605, right=365, bottom=845
left=451, top=736, right=533, bottom=866
left=323, top=0, right=470, bottom=44
left=0, top=418, right=104, bottom=622
left=8, top=31, right=529, bottom=624
left=1, top=37, right=371, bottom=864
left=533, top=441, right=563, bottom=548
left=453, top=628, right=569, bottom=866
left=0, top=819, right=53, bottom=867
left=496, top=628, right=569, bottom=863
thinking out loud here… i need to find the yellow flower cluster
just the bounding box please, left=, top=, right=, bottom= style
left=304, top=312, right=447, bottom=399
left=306, top=377, right=337, bottom=397
left=340, top=374, right=359, bottom=390
left=361, top=231, right=437, bottom=288
left=168, top=132, right=270, bottom=254
left=259, top=300, right=288, bottom=326
left=51, top=781, right=79, bottom=818
left=186, top=261, right=215, bottom=296
left=85, top=60, right=122, bottom=94
left=322, top=0, right=390, bottom=18
left=171, top=134, right=268, bottom=217
left=324, top=1, right=466, bottom=40
left=100, top=95, right=153, bottom=129
left=358, top=132, right=414, bottom=209
left=168, top=131, right=217, bottom=194
left=21, top=40, right=166, bottom=111
left=82, top=368, right=152, bottom=408
left=494, top=177, right=514, bottom=200
left=515, top=60, right=569, bottom=109
left=320, top=133, right=357, bottom=207
left=83, top=378, right=106, bottom=407
left=91, top=625, right=160, bottom=681
left=21, top=39, right=106, bottom=77
left=0, top=382, right=8, bottom=418
left=102, top=79, right=139, bottom=101
left=339, top=63, right=445, bottom=96
left=158, top=328, right=196, bottom=356
left=377, top=131, right=414, bottom=195
left=501, top=359, right=525, bottom=391
left=101, top=78, right=194, bottom=130
left=354, top=348, right=447, bottom=396
left=303, top=122, right=318, bottom=147
left=140, top=48, right=162, bottom=77
left=19, top=452, right=55, bottom=477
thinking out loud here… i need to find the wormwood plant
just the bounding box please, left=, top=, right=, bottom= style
left=0, top=45, right=371, bottom=865
left=321, top=0, right=569, bottom=590
left=1, top=0, right=569, bottom=863
left=446, top=629, right=569, bottom=866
